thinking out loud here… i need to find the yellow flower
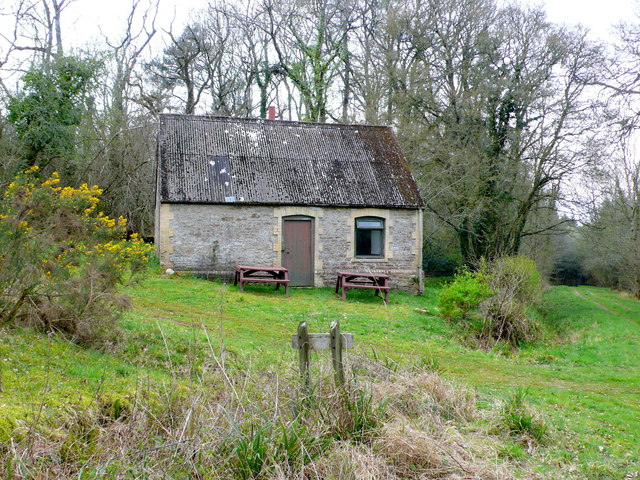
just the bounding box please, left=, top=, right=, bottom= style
left=60, top=186, right=74, bottom=198
left=41, top=172, right=60, bottom=187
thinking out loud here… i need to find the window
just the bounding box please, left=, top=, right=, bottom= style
left=355, top=217, right=384, bottom=258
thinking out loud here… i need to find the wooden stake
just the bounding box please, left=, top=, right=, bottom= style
left=297, top=321, right=310, bottom=389
left=330, top=320, right=345, bottom=386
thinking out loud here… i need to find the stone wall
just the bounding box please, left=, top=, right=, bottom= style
left=158, top=203, right=423, bottom=292
left=158, top=204, right=277, bottom=280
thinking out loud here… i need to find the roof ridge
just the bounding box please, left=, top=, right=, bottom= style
left=159, top=113, right=392, bottom=130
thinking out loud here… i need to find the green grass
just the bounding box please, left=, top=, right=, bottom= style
left=124, top=275, right=452, bottom=366
left=121, top=278, right=640, bottom=477
left=1, top=275, right=639, bottom=478
left=0, top=327, right=165, bottom=441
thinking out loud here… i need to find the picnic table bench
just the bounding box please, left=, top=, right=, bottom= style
left=234, top=265, right=290, bottom=295
left=335, top=271, right=390, bottom=303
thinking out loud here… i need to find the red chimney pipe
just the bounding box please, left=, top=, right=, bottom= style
left=267, top=105, right=276, bottom=120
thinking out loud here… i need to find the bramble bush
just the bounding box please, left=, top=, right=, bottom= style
left=0, top=166, right=153, bottom=346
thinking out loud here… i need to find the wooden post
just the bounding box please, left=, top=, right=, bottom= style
left=297, top=321, right=310, bottom=389
left=330, top=320, right=345, bottom=386
left=291, top=323, right=353, bottom=389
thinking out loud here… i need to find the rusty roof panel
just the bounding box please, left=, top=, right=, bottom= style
left=158, top=114, right=423, bottom=208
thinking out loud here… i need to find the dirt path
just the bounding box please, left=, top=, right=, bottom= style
left=572, top=289, right=614, bottom=312
left=582, top=290, right=638, bottom=312
left=573, top=289, right=640, bottom=327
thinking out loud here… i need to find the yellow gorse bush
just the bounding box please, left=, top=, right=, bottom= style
left=0, top=167, right=154, bottom=345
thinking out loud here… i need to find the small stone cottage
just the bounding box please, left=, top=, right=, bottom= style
left=155, top=114, right=424, bottom=292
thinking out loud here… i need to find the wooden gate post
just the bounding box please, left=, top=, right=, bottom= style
left=330, top=320, right=345, bottom=386
left=297, top=321, right=310, bottom=390
left=292, top=322, right=353, bottom=389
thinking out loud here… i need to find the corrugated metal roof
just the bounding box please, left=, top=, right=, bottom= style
left=158, top=114, right=423, bottom=208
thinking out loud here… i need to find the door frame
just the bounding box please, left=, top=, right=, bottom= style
left=282, top=215, right=315, bottom=287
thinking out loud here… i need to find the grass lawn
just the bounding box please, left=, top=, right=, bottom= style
left=1, top=274, right=639, bottom=478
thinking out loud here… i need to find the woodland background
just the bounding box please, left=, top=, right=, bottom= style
left=2, top=0, right=640, bottom=294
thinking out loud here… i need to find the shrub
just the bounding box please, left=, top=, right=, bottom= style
left=481, top=257, right=542, bottom=346
left=223, top=415, right=329, bottom=478
left=0, top=166, right=153, bottom=346
left=492, top=256, right=542, bottom=305
left=438, top=257, right=543, bottom=348
left=437, top=267, right=493, bottom=321
left=337, top=386, right=388, bottom=443
left=229, top=422, right=273, bottom=479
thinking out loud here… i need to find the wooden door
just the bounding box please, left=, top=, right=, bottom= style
left=282, top=216, right=314, bottom=286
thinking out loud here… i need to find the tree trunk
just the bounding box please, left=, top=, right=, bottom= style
left=52, top=0, right=64, bottom=57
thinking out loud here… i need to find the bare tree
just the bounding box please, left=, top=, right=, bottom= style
left=105, top=0, right=158, bottom=119
left=348, top=0, right=417, bottom=125
left=88, top=0, right=160, bottom=234
left=260, top=0, right=355, bottom=122
left=581, top=137, right=640, bottom=296
left=0, top=0, right=74, bottom=95
left=47, top=0, right=70, bottom=57
left=236, top=4, right=284, bottom=119
left=203, top=3, right=257, bottom=116
left=592, top=18, right=640, bottom=129
left=147, top=22, right=211, bottom=114
left=380, top=0, right=606, bottom=265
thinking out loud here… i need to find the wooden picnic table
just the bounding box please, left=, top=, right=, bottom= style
left=335, top=271, right=390, bottom=303
left=234, top=265, right=290, bottom=295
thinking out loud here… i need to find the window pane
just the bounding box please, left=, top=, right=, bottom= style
left=370, top=230, right=383, bottom=256
left=356, top=229, right=371, bottom=256
left=356, top=218, right=383, bottom=228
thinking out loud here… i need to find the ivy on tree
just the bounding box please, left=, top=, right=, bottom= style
left=7, top=56, right=98, bottom=170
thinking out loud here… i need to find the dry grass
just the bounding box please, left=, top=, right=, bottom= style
left=1, top=348, right=520, bottom=480
left=375, top=372, right=476, bottom=422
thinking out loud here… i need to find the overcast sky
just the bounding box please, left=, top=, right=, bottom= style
left=59, top=0, right=205, bottom=55
left=519, top=0, right=636, bottom=39
left=56, top=0, right=637, bottom=52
